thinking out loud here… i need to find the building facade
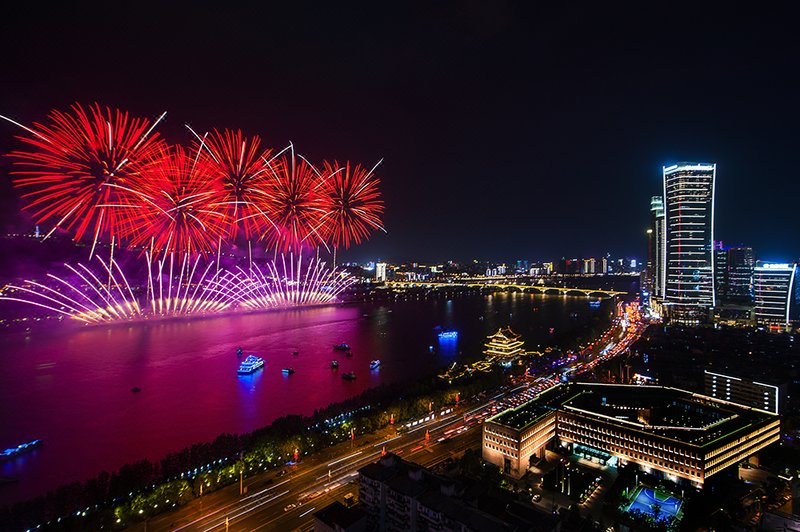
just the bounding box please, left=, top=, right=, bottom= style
left=650, top=196, right=665, bottom=299
left=704, top=370, right=784, bottom=415
left=662, top=163, right=716, bottom=322
left=375, top=262, right=387, bottom=282
left=754, top=262, right=797, bottom=329
left=482, top=383, right=780, bottom=486
left=727, top=247, right=755, bottom=303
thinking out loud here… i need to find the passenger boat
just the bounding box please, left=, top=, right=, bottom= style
left=370, top=359, right=381, bottom=370
left=438, top=330, right=458, bottom=340
left=282, top=367, right=295, bottom=375
left=1, top=440, right=42, bottom=461
left=237, top=355, right=265, bottom=375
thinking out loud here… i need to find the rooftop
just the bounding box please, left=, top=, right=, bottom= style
left=487, top=383, right=778, bottom=447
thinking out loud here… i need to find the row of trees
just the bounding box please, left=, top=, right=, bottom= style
left=1, top=368, right=507, bottom=530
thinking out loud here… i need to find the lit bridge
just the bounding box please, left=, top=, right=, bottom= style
left=385, top=281, right=626, bottom=298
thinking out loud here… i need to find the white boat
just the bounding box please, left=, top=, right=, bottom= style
left=238, top=355, right=265, bottom=375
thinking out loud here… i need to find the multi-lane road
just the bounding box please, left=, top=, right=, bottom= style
left=129, top=298, right=645, bottom=531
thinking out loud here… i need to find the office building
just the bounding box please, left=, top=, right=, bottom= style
left=651, top=197, right=666, bottom=299
left=727, top=247, right=755, bottom=303
left=704, top=370, right=784, bottom=415
left=662, top=163, right=716, bottom=321
left=754, top=262, right=797, bottom=329
left=375, top=262, right=387, bottom=282
left=482, top=383, right=779, bottom=485
left=714, top=242, right=728, bottom=301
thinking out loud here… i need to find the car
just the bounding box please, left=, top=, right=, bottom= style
left=283, top=503, right=297, bottom=512
left=532, top=494, right=542, bottom=502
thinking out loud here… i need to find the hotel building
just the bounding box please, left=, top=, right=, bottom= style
left=662, top=163, right=716, bottom=322
left=482, top=383, right=780, bottom=485
left=753, top=262, right=796, bottom=329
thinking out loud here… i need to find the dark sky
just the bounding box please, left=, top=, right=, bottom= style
left=1, top=2, right=798, bottom=263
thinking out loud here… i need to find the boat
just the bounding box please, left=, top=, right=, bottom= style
left=1, top=440, right=42, bottom=461
left=345, top=351, right=353, bottom=357
left=438, top=330, right=458, bottom=340
left=282, top=367, right=295, bottom=375
left=333, top=343, right=351, bottom=351
left=330, top=360, right=339, bottom=369
left=370, top=359, right=381, bottom=370
left=236, top=347, right=244, bottom=357
left=292, top=351, right=299, bottom=356
left=131, top=386, right=141, bottom=393
left=342, top=372, right=357, bottom=380
left=237, top=355, right=265, bottom=375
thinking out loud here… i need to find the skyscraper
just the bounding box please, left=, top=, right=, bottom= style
left=650, top=196, right=665, bottom=299
left=727, top=246, right=755, bottom=303
left=375, top=262, right=387, bottom=282
left=662, top=163, right=716, bottom=321
left=754, top=262, right=796, bottom=329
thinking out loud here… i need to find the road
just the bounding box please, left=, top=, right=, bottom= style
left=128, top=298, right=645, bottom=531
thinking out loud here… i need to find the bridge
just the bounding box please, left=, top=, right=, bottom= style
left=385, top=281, right=626, bottom=298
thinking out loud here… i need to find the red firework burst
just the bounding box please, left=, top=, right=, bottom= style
left=119, top=145, right=228, bottom=257
left=318, top=160, right=385, bottom=249
left=195, top=129, right=278, bottom=240
left=6, top=103, right=166, bottom=252
left=261, top=147, right=326, bottom=253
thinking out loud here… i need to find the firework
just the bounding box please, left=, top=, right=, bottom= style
left=0, top=253, right=353, bottom=324
left=117, top=144, right=228, bottom=257
left=4, top=103, right=166, bottom=255
left=318, top=160, right=385, bottom=249
left=261, top=145, right=327, bottom=253
left=237, top=253, right=356, bottom=309
left=193, top=128, right=280, bottom=240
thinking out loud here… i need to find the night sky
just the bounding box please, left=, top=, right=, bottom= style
left=1, top=3, right=798, bottom=263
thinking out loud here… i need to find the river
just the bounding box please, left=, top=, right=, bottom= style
left=0, top=291, right=616, bottom=506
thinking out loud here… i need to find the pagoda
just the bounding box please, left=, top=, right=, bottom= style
left=483, top=327, right=525, bottom=361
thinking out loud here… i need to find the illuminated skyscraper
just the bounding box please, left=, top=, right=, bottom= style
left=650, top=196, right=665, bottom=299
left=727, top=247, right=755, bottom=303
left=662, top=163, right=716, bottom=321
left=754, top=262, right=796, bottom=328
left=375, top=262, right=387, bottom=282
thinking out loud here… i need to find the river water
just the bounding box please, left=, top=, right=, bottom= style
left=0, top=292, right=615, bottom=506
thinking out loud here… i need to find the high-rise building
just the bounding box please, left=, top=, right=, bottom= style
left=754, top=262, right=796, bottom=328
left=375, top=262, right=387, bottom=282
left=714, top=242, right=728, bottom=301
left=727, top=247, right=755, bottom=303
left=662, top=163, right=716, bottom=321
left=651, top=196, right=666, bottom=299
